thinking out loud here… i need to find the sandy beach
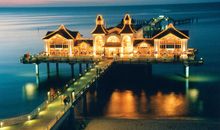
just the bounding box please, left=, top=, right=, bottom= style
left=85, top=118, right=220, bottom=130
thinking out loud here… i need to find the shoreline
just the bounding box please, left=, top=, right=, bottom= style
left=85, top=117, right=220, bottom=130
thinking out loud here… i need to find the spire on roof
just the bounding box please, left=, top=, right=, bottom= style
left=123, top=14, right=131, bottom=25
left=96, top=15, right=104, bottom=25
left=167, top=23, right=174, bottom=29
left=91, top=15, right=108, bottom=34
left=59, top=24, right=66, bottom=30
left=120, top=14, right=134, bottom=34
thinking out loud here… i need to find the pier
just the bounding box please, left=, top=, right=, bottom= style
left=21, top=54, right=203, bottom=79
left=0, top=14, right=204, bottom=129
left=174, top=17, right=198, bottom=26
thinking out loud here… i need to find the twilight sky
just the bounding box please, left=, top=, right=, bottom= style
left=0, top=0, right=220, bottom=7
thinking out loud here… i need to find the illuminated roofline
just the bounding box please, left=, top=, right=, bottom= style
left=42, top=24, right=76, bottom=40
left=152, top=23, right=189, bottom=39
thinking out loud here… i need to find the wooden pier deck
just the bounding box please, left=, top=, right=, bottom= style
left=20, top=55, right=203, bottom=66
left=0, top=60, right=113, bottom=130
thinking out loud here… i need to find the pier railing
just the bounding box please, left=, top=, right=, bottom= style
left=46, top=103, right=72, bottom=130
left=20, top=55, right=101, bottom=64
left=0, top=60, right=112, bottom=129
left=45, top=60, right=112, bottom=130
left=0, top=100, right=48, bottom=127
left=0, top=91, right=61, bottom=128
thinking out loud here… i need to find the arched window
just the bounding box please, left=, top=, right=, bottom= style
left=139, top=42, right=148, bottom=48
left=95, top=36, right=104, bottom=44
left=122, top=35, right=131, bottom=46
left=78, top=42, right=92, bottom=55
left=107, top=35, right=120, bottom=43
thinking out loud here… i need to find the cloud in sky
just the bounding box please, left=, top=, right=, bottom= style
left=0, top=0, right=220, bottom=6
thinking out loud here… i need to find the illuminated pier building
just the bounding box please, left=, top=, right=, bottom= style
left=43, top=14, right=191, bottom=59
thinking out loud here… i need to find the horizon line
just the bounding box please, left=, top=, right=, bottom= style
left=0, top=1, right=219, bottom=8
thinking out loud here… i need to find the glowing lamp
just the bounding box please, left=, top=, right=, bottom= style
left=0, top=122, right=3, bottom=128
left=28, top=115, right=31, bottom=121
left=47, top=92, right=50, bottom=96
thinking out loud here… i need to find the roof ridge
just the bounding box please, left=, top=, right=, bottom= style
left=152, top=25, right=189, bottom=39
left=91, top=24, right=108, bottom=34
left=43, top=25, right=78, bottom=39
left=120, top=24, right=135, bottom=34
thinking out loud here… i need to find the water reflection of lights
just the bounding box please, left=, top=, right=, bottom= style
left=106, top=90, right=138, bottom=117
left=188, top=89, right=199, bottom=102
left=151, top=92, right=187, bottom=116
left=23, top=83, right=37, bottom=100
left=170, top=74, right=218, bottom=82
left=140, top=90, right=148, bottom=112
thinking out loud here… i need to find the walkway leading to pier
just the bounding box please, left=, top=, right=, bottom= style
left=0, top=60, right=113, bottom=130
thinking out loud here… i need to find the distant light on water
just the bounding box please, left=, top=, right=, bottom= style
left=23, top=83, right=37, bottom=100
left=188, top=89, right=199, bottom=103
left=169, top=74, right=219, bottom=82
left=17, top=72, right=35, bottom=77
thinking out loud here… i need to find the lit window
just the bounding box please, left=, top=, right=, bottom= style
left=160, top=45, right=166, bottom=49
left=175, top=45, right=181, bottom=48
left=55, top=45, right=62, bottom=48
left=63, top=45, right=68, bottom=48
left=167, top=45, right=174, bottom=48
left=107, top=36, right=120, bottom=43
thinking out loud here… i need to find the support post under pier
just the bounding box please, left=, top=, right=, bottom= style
left=36, top=75, right=40, bottom=87
left=35, top=63, right=39, bottom=76
left=79, top=63, right=83, bottom=74
left=86, top=63, right=89, bottom=70
left=145, top=64, right=152, bottom=77
left=185, top=65, right=190, bottom=78
left=82, top=94, right=87, bottom=116
left=46, top=63, right=50, bottom=78
left=70, top=63, right=74, bottom=78
left=69, top=107, right=76, bottom=130
left=56, top=63, right=59, bottom=76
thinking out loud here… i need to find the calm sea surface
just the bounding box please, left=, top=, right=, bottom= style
left=0, top=3, right=220, bottom=119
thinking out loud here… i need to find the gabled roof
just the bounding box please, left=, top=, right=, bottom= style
left=91, top=25, right=108, bottom=34
left=75, top=39, right=93, bottom=46
left=133, top=39, right=154, bottom=46
left=91, top=15, right=108, bottom=34
left=107, top=27, right=121, bottom=34
left=120, top=14, right=135, bottom=34
left=120, top=24, right=135, bottom=34
left=43, top=25, right=79, bottom=39
left=152, top=24, right=189, bottom=39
